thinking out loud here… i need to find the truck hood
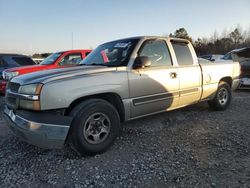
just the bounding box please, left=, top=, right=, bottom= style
left=11, top=65, right=118, bottom=85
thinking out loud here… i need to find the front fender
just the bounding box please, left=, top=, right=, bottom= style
left=40, top=72, right=129, bottom=110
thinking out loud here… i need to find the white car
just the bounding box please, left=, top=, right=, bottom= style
left=199, top=54, right=224, bottom=61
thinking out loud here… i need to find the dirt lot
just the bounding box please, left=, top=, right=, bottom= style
left=0, top=91, right=250, bottom=188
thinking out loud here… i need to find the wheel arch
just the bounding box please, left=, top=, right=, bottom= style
left=219, top=76, right=233, bottom=88
left=65, top=92, right=125, bottom=122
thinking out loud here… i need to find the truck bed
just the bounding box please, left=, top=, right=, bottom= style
left=199, top=60, right=240, bottom=100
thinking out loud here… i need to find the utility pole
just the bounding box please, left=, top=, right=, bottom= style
left=71, top=32, right=74, bottom=49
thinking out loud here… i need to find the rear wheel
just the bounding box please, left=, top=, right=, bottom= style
left=208, top=81, right=232, bottom=111
left=68, top=99, right=120, bottom=155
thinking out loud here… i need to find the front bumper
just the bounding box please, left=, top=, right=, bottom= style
left=238, top=77, right=250, bottom=89
left=3, top=105, right=73, bottom=149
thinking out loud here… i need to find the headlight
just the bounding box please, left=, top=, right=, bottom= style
left=3, top=71, right=19, bottom=80
left=19, top=83, right=43, bottom=95
left=19, top=99, right=41, bottom=110
left=18, top=83, right=43, bottom=111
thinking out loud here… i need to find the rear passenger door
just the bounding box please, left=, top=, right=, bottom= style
left=128, top=39, right=179, bottom=118
left=171, top=41, right=202, bottom=106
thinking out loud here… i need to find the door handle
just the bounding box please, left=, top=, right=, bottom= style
left=170, top=72, right=177, bottom=78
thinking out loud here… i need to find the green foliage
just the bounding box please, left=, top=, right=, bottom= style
left=32, top=53, right=51, bottom=58
left=169, top=28, right=193, bottom=43
left=229, top=28, right=243, bottom=46
left=170, top=26, right=250, bottom=55
left=194, top=28, right=248, bottom=55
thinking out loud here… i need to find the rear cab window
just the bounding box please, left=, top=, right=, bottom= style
left=171, top=42, right=194, bottom=66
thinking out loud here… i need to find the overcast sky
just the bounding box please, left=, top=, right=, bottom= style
left=0, top=0, right=250, bottom=55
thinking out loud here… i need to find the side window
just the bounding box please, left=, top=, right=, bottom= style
left=0, top=57, right=8, bottom=67
left=172, top=42, right=194, bottom=66
left=139, top=40, right=172, bottom=67
left=59, top=53, right=82, bottom=66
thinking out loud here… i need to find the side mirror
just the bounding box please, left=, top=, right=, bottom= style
left=133, top=56, right=151, bottom=69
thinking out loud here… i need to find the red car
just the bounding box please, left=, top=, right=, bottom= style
left=1, top=49, right=91, bottom=94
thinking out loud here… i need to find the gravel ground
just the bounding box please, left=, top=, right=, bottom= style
left=0, top=91, right=250, bottom=188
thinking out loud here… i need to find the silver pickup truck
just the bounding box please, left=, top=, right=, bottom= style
left=4, top=36, right=240, bottom=155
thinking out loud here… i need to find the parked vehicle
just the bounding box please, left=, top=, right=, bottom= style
left=199, top=54, right=224, bottom=61
left=222, top=47, right=250, bottom=89
left=4, top=36, right=240, bottom=155
left=32, top=58, right=44, bottom=64
left=1, top=49, right=92, bottom=94
left=0, top=54, right=36, bottom=94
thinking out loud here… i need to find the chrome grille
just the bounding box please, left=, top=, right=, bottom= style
left=6, top=96, right=17, bottom=108
left=6, top=82, right=20, bottom=110
left=8, top=82, right=20, bottom=93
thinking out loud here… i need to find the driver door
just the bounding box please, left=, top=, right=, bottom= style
left=128, top=39, right=179, bottom=118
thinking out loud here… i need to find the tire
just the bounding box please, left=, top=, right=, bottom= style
left=68, top=99, right=120, bottom=155
left=208, top=81, right=232, bottom=111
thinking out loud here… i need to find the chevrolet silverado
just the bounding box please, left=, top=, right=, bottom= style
left=4, top=36, right=240, bottom=155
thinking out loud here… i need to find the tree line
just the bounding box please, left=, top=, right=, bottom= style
left=32, top=53, right=51, bottom=58
left=169, top=26, right=250, bottom=56
left=32, top=26, right=250, bottom=58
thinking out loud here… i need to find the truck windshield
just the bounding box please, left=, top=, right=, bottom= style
left=222, top=52, right=232, bottom=60
left=80, top=39, right=139, bottom=67
left=41, top=52, right=63, bottom=65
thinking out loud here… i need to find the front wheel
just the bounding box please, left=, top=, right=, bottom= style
left=68, top=99, right=120, bottom=155
left=208, top=81, right=232, bottom=111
